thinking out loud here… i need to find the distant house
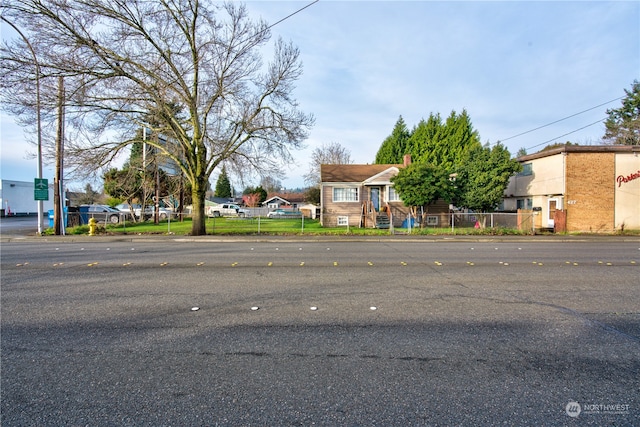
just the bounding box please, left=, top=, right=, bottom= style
left=320, top=156, right=450, bottom=228
left=263, top=196, right=292, bottom=209
left=263, top=193, right=306, bottom=209
left=502, top=145, right=640, bottom=232
left=208, top=196, right=235, bottom=205
left=262, top=193, right=320, bottom=218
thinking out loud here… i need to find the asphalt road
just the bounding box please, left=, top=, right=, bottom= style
left=1, top=238, right=639, bottom=426
left=0, top=215, right=46, bottom=236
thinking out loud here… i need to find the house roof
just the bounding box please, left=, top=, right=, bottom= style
left=264, top=192, right=306, bottom=204
left=320, top=164, right=403, bottom=183
left=518, top=145, right=640, bottom=162
left=264, top=196, right=289, bottom=204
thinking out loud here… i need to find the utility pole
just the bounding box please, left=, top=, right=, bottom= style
left=53, top=76, right=65, bottom=235
left=154, top=151, right=160, bottom=224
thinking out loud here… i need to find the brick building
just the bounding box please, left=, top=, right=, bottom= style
left=503, top=145, right=640, bottom=232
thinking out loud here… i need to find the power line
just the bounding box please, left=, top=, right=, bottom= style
left=500, top=97, right=622, bottom=142
left=524, top=118, right=605, bottom=151
left=267, top=0, right=320, bottom=31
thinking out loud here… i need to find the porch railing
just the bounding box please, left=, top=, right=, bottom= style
left=360, top=201, right=392, bottom=229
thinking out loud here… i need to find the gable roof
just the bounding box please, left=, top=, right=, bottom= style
left=321, top=164, right=403, bottom=183
left=363, top=167, right=400, bottom=184
left=264, top=196, right=290, bottom=204
left=264, top=192, right=306, bottom=204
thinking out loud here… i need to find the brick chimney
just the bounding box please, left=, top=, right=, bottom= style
left=403, top=154, right=412, bottom=167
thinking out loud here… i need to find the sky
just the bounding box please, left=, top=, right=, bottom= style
left=1, top=0, right=638, bottom=191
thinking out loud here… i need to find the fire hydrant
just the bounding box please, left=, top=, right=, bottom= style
left=89, top=217, right=97, bottom=236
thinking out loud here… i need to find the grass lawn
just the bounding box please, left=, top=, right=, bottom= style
left=62, top=216, right=531, bottom=236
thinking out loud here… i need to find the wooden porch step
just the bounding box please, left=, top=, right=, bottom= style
left=376, top=213, right=390, bottom=229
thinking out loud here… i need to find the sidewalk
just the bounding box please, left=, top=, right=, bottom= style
left=3, top=231, right=639, bottom=244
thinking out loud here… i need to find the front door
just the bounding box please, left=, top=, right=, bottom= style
left=548, top=199, right=557, bottom=228
left=371, top=187, right=380, bottom=211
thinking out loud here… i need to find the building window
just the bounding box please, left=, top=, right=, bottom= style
left=518, top=163, right=532, bottom=176
left=388, top=186, right=401, bottom=202
left=516, top=198, right=533, bottom=209
left=426, top=215, right=438, bottom=226
left=337, top=216, right=349, bottom=226
left=333, top=187, right=359, bottom=202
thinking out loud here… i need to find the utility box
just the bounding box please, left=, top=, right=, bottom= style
left=48, top=208, right=68, bottom=228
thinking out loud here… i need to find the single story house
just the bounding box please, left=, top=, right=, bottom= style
left=502, top=145, right=640, bottom=232
left=263, top=195, right=300, bottom=209
left=319, top=156, right=450, bottom=228
left=263, top=193, right=319, bottom=218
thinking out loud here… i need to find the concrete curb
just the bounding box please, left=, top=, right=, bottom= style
left=3, top=233, right=639, bottom=244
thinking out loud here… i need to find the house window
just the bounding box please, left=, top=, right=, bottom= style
left=426, top=216, right=438, bottom=226
left=337, top=216, right=349, bottom=226
left=388, top=186, right=401, bottom=202
left=518, top=163, right=532, bottom=176
left=516, top=198, right=533, bottom=209
left=333, top=187, right=359, bottom=202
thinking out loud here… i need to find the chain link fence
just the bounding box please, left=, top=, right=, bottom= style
left=398, top=211, right=537, bottom=233
left=55, top=209, right=538, bottom=234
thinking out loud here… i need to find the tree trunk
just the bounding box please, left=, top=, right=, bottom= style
left=190, top=177, right=207, bottom=235
left=476, top=213, right=487, bottom=229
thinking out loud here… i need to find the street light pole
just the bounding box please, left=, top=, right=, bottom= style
left=1, top=17, right=44, bottom=234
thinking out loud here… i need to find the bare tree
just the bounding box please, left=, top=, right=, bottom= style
left=260, top=176, right=282, bottom=193
left=1, top=0, right=314, bottom=235
left=303, top=142, right=352, bottom=187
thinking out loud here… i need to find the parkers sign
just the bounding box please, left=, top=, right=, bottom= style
left=616, top=170, right=640, bottom=187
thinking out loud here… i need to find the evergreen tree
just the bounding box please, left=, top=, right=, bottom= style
left=214, top=166, right=232, bottom=198
left=455, top=143, right=522, bottom=216
left=410, top=114, right=442, bottom=165
left=415, top=110, right=481, bottom=172
left=375, top=116, right=411, bottom=164
left=255, top=186, right=268, bottom=204
left=242, top=186, right=267, bottom=204
left=604, top=80, right=640, bottom=145
left=375, top=110, right=482, bottom=172
left=76, top=183, right=101, bottom=205
left=304, top=186, right=321, bottom=204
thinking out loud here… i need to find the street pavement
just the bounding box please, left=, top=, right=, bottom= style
left=1, top=236, right=639, bottom=426
left=0, top=215, right=47, bottom=237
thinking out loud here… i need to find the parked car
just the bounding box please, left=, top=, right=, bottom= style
left=141, top=206, right=174, bottom=220
left=267, top=209, right=302, bottom=218
left=207, top=203, right=251, bottom=218
left=83, top=205, right=123, bottom=224
left=116, top=203, right=174, bottom=220
left=115, top=203, right=142, bottom=218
